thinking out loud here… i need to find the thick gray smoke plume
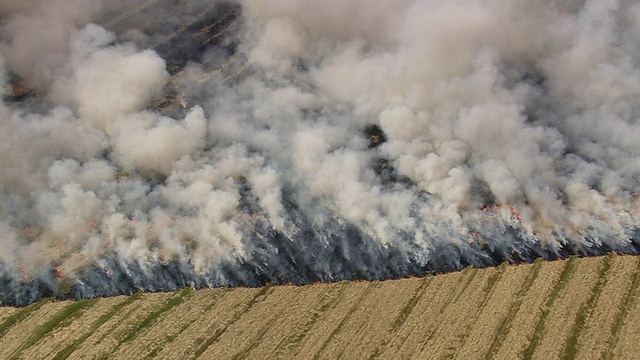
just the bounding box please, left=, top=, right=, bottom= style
left=2, top=0, right=640, bottom=305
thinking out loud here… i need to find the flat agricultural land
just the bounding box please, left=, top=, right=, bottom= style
left=1, top=254, right=639, bottom=359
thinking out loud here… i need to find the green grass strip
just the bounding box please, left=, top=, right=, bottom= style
left=486, top=258, right=544, bottom=360
left=9, top=298, right=99, bottom=360
left=369, top=276, right=432, bottom=360
left=52, top=292, right=143, bottom=360
left=562, top=254, right=613, bottom=359
left=314, top=282, right=375, bottom=360
left=605, top=255, right=640, bottom=360
left=456, top=263, right=507, bottom=354
left=192, top=284, right=274, bottom=359
left=523, top=256, right=576, bottom=360
left=116, top=287, right=193, bottom=346
left=0, top=298, right=49, bottom=339
left=420, top=266, right=478, bottom=348
left=145, top=288, right=231, bottom=359
left=391, top=276, right=432, bottom=331
left=283, top=282, right=350, bottom=359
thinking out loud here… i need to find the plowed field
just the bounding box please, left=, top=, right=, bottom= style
left=1, top=255, right=638, bottom=359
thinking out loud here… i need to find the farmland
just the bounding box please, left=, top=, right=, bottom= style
left=0, top=254, right=639, bottom=359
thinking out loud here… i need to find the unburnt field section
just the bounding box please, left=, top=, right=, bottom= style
left=0, top=254, right=638, bottom=359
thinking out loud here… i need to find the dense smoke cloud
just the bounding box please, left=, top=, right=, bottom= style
left=1, top=0, right=640, bottom=305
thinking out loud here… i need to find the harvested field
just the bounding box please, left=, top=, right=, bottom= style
left=1, top=255, right=639, bottom=359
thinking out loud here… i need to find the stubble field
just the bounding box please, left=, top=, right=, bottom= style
left=0, top=254, right=639, bottom=359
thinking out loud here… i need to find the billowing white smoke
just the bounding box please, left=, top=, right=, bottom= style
left=1, top=0, right=640, bottom=304
left=237, top=0, right=640, bottom=244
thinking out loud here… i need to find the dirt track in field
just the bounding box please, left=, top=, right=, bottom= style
left=1, top=255, right=639, bottom=359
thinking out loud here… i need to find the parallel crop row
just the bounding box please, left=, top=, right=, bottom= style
left=0, top=255, right=637, bottom=359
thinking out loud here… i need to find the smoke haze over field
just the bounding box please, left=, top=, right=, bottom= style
left=1, top=0, right=640, bottom=305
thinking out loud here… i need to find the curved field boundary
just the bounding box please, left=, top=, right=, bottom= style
left=0, top=255, right=639, bottom=359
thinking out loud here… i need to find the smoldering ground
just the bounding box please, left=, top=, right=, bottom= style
left=1, top=0, right=640, bottom=306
